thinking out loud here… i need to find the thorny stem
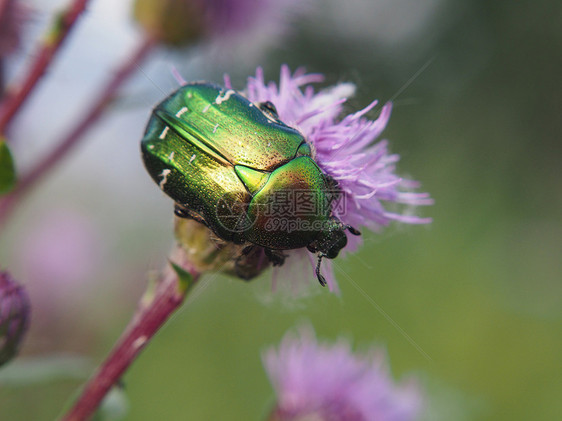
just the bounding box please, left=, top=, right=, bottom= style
left=0, top=35, right=156, bottom=229
left=62, top=250, right=200, bottom=421
left=0, top=0, right=91, bottom=134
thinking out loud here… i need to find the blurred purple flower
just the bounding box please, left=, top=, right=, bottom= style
left=200, top=0, right=305, bottom=40
left=0, top=270, right=30, bottom=367
left=0, top=0, right=28, bottom=58
left=263, top=326, right=423, bottom=421
left=238, top=66, right=432, bottom=291
left=134, top=0, right=306, bottom=46
left=18, top=209, right=101, bottom=295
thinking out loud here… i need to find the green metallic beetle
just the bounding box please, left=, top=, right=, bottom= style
left=141, top=83, right=359, bottom=285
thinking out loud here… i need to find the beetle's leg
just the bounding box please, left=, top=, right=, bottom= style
left=346, top=225, right=361, bottom=236
left=315, top=254, right=327, bottom=287
left=174, top=204, right=210, bottom=227
left=264, top=248, right=286, bottom=266
left=235, top=246, right=255, bottom=281
left=235, top=246, right=268, bottom=281
left=258, top=101, right=279, bottom=119
left=173, top=204, right=191, bottom=219
left=241, top=245, right=255, bottom=256
left=324, top=174, right=339, bottom=190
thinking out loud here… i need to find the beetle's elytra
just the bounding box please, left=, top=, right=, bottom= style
left=141, top=83, right=359, bottom=285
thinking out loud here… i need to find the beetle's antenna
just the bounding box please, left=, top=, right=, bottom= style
left=316, top=254, right=327, bottom=287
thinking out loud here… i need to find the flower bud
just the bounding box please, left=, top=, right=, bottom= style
left=133, top=0, right=306, bottom=48
left=0, top=271, right=30, bottom=367
left=133, top=0, right=206, bottom=46
left=174, top=217, right=270, bottom=281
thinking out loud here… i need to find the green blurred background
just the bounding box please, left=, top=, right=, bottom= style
left=1, top=0, right=561, bottom=419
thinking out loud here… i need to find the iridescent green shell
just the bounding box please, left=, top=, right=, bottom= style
left=141, top=83, right=342, bottom=255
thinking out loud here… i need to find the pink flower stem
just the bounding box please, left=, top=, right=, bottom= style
left=62, top=256, right=200, bottom=421
left=0, top=35, right=156, bottom=230
left=0, top=0, right=16, bottom=98
left=0, top=0, right=11, bottom=18
left=0, top=59, right=4, bottom=98
left=0, top=0, right=91, bottom=134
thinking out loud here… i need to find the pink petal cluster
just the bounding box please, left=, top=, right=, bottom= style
left=263, top=326, right=423, bottom=421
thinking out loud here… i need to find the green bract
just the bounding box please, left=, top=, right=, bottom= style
left=141, top=83, right=359, bottom=285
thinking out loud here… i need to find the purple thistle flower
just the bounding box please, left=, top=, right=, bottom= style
left=0, top=270, right=30, bottom=367
left=263, top=326, right=423, bottom=421
left=236, top=66, right=432, bottom=291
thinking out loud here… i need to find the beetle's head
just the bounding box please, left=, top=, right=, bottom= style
left=307, top=218, right=361, bottom=286
left=315, top=219, right=348, bottom=258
